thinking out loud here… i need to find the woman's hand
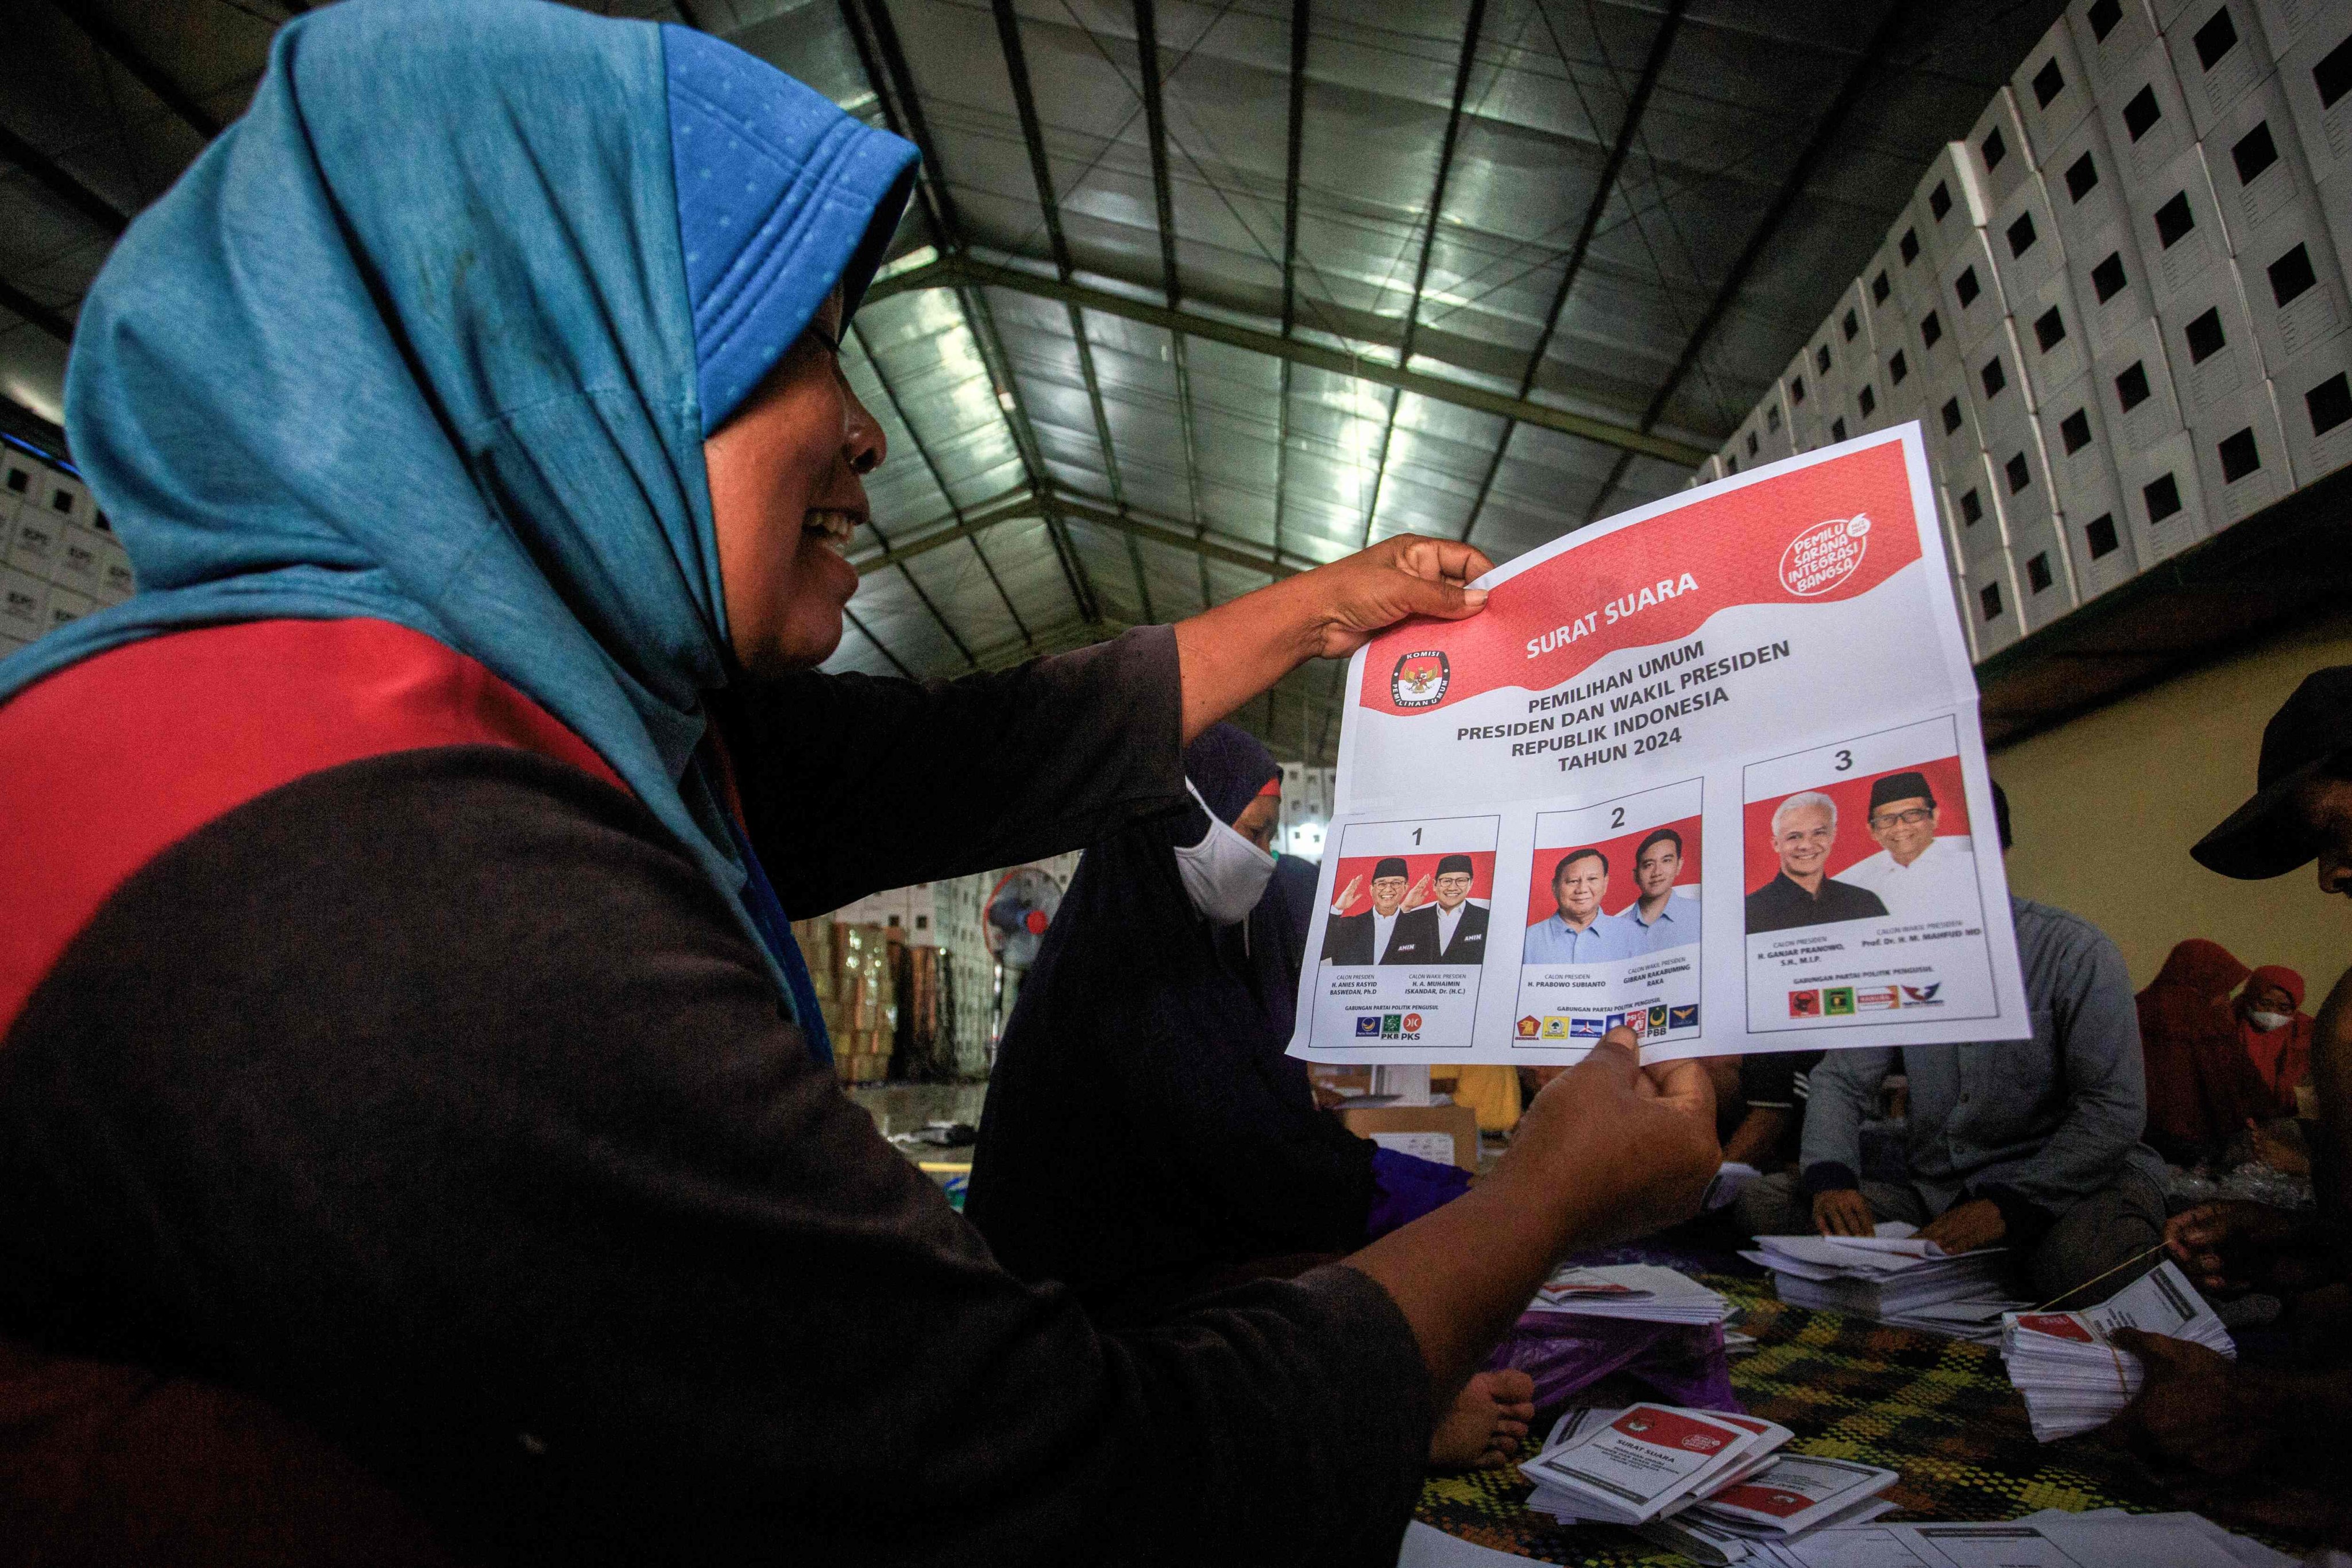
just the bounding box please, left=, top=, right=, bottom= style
left=1288, top=535, right=1494, bottom=659
left=1172, top=534, right=1496, bottom=742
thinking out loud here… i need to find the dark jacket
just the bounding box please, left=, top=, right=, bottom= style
left=1388, top=902, right=1489, bottom=965
left=1744, top=870, right=1890, bottom=934
left=0, top=620, right=1432, bottom=1567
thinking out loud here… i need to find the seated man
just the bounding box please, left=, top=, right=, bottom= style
left=2108, top=667, right=2352, bottom=1537
left=1736, top=785, right=2166, bottom=1304
left=1721, top=1050, right=1825, bottom=1173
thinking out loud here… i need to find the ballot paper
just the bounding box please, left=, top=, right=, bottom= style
left=1747, top=1225, right=2024, bottom=1341
left=1692, top=1455, right=1904, bottom=1536
left=2000, top=1261, right=2234, bottom=1440
left=1520, top=1403, right=1774, bottom=1525
left=1744, top=1513, right=2273, bottom=1567
left=1528, top=1263, right=1731, bottom=1324
left=1287, top=424, right=2030, bottom=1066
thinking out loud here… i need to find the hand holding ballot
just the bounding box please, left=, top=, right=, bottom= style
left=1287, top=426, right=2030, bottom=1066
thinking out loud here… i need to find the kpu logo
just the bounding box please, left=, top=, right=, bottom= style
left=1391, top=650, right=1450, bottom=708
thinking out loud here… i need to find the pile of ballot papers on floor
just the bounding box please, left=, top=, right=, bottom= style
left=2000, top=1260, right=2234, bottom=1442
left=1742, top=1225, right=2022, bottom=1341
left=1519, top=1404, right=1898, bottom=1562
left=1527, top=1264, right=1731, bottom=1325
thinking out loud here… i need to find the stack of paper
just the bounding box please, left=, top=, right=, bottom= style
left=2000, top=1261, right=2234, bottom=1441
left=1636, top=1453, right=1901, bottom=1563
left=1529, top=1264, right=1731, bottom=1325
left=1743, top=1225, right=2023, bottom=1341
left=1521, top=1405, right=1790, bottom=1528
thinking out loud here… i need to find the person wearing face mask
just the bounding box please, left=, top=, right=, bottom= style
left=967, top=726, right=1535, bottom=1469
left=0, top=7, right=1724, bottom=1559
left=2236, top=965, right=2315, bottom=1122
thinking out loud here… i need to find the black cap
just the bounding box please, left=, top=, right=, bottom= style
left=2193, top=666, right=2352, bottom=878
left=1373, top=857, right=1411, bottom=880
left=1435, top=853, right=1474, bottom=876
left=1868, top=770, right=1936, bottom=812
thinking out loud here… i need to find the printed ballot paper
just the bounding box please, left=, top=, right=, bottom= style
left=2000, top=1260, right=2235, bottom=1441
left=1289, top=424, right=2029, bottom=1065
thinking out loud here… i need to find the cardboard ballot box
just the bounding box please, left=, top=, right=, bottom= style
left=1338, top=1103, right=1482, bottom=1174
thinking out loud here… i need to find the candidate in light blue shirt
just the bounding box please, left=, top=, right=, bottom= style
left=1521, top=846, right=1643, bottom=964
left=1619, top=825, right=1702, bottom=953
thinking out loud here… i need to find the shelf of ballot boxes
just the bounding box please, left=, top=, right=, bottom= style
left=1965, top=320, right=2044, bottom=470
left=2098, top=26, right=2200, bottom=201
left=2067, top=0, right=2162, bottom=107
left=1, top=477, right=134, bottom=648
left=2123, top=422, right=2218, bottom=563
left=795, top=917, right=902, bottom=1086
left=2033, top=371, right=2143, bottom=590
left=1965, top=85, right=2038, bottom=215
left=2061, top=465, right=2145, bottom=600
left=1959, top=551, right=2026, bottom=658
left=2270, top=6, right=2351, bottom=192
left=1910, top=141, right=1993, bottom=275
left=1988, top=163, right=2070, bottom=320
left=2015, top=13, right=2099, bottom=168
left=2273, top=330, right=2352, bottom=485
left=1937, top=227, right=2015, bottom=358
left=2166, top=0, right=2277, bottom=140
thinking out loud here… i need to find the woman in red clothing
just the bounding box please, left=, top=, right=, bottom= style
left=2236, top=965, right=2315, bottom=1117
left=2137, top=939, right=2260, bottom=1165
left=0, top=3, right=1718, bottom=1562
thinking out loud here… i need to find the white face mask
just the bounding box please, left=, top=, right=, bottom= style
left=2249, top=1010, right=2293, bottom=1032
left=1173, top=778, right=1276, bottom=925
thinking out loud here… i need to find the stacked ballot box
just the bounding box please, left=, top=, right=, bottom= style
left=1709, top=0, right=2352, bottom=666
left=1, top=448, right=134, bottom=656
left=795, top=917, right=901, bottom=1085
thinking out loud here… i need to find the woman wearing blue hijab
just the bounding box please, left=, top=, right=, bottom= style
left=0, top=2, right=1720, bottom=1560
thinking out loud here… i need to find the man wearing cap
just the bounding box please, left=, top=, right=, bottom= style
left=1743, top=791, right=1890, bottom=936
left=2105, top=670, right=2352, bottom=1512
left=1322, top=856, right=1415, bottom=965
left=1840, top=770, right=1979, bottom=922
left=1620, top=827, right=1702, bottom=953
left=1737, top=784, right=2164, bottom=1305
left=1389, top=854, right=1488, bottom=965
left=1523, top=848, right=1641, bottom=964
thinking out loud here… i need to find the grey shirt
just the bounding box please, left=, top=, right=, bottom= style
left=1801, top=896, right=2160, bottom=1223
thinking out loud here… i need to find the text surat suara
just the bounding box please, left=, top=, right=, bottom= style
left=1288, top=423, right=2032, bottom=1068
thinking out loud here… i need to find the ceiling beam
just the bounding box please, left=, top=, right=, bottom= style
left=991, top=0, right=1155, bottom=624
left=870, top=256, right=1708, bottom=466
left=1359, top=0, right=1486, bottom=546
left=841, top=604, right=916, bottom=678
left=0, top=123, right=130, bottom=236
left=1272, top=0, right=1310, bottom=581
left=51, top=1, right=223, bottom=141
left=1051, top=490, right=1301, bottom=582
left=853, top=484, right=1041, bottom=574
left=849, top=319, right=1032, bottom=650
left=838, top=0, right=1102, bottom=625
left=0, top=279, right=75, bottom=345
left=1459, top=0, right=1685, bottom=543
left=1133, top=0, right=1210, bottom=613
left=1585, top=0, right=1910, bottom=519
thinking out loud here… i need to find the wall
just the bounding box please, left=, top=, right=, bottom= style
left=1992, top=608, right=2352, bottom=992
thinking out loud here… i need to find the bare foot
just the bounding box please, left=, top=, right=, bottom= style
left=1428, top=1369, right=1535, bottom=1470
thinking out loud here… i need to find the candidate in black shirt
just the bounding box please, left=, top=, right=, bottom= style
left=1745, top=790, right=1890, bottom=935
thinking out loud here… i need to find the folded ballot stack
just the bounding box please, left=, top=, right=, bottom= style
left=2000, top=1260, right=2234, bottom=1442
left=1528, top=1264, right=1731, bottom=1326
left=1743, top=1225, right=2023, bottom=1341
left=1522, top=1404, right=1897, bottom=1562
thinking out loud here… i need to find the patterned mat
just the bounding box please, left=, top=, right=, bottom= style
left=1415, top=1274, right=2217, bottom=1565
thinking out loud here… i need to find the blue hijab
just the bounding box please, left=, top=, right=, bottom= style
left=0, top=0, right=916, bottom=1060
